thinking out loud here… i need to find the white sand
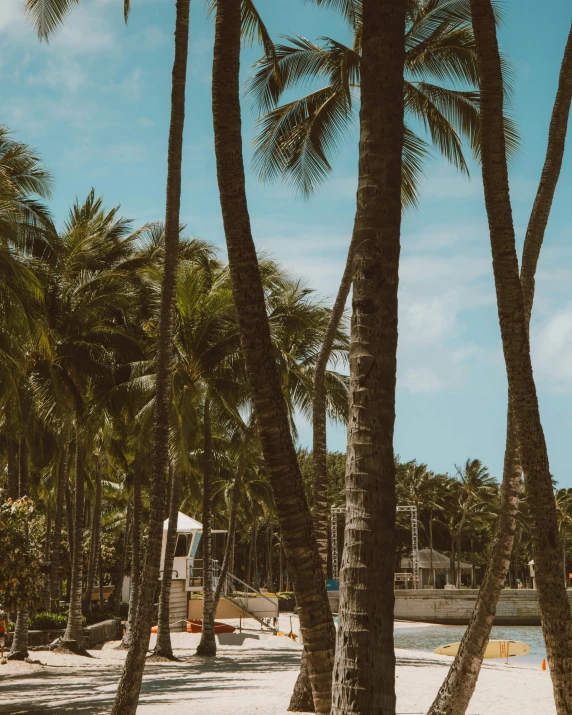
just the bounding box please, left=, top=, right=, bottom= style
left=0, top=615, right=555, bottom=714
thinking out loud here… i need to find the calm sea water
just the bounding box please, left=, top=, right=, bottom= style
left=393, top=624, right=546, bottom=666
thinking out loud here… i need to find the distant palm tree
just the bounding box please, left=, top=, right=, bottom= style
left=453, top=459, right=496, bottom=587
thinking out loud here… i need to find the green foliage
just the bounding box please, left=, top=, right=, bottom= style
left=0, top=494, right=45, bottom=612
left=29, top=612, right=67, bottom=630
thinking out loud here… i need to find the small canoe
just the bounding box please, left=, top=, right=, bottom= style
left=151, top=620, right=235, bottom=635
left=434, top=640, right=530, bottom=659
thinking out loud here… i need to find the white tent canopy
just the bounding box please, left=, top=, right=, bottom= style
left=163, top=511, right=202, bottom=533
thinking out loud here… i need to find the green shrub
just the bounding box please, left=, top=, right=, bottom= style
left=29, top=612, right=86, bottom=630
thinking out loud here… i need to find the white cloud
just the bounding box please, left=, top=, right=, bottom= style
left=533, top=306, right=572, bottom=391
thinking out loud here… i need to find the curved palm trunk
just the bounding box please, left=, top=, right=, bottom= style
left=50, top=449, right=68, bottom=611
left=312, top=233, right=355, bottom=567
left=197, top=399, right=216, bottom=657
left=465, top=6, right=572, bottom=712
left=83, top=460, right=102, bottom=614
left=211, top=1, right=336, bottom=710
left=429, top=22, right=572, bottom=715
left=61, top=433, right=87, bottom=654
left=122, top=470, right=142, bottom=649
left=9, top=434, right=30, bottom=661
left=153, top=465, right=181, bottom=658
left=332, top=1, right=405, bottom=712
left=111, top=2, right=189, bottom=709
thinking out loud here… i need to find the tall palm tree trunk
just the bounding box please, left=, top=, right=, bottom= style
left=50, top=449, right=68, bottom=611
left=197, top=399, right=216, bottom=656
left=332, top=1, right=405, bottom=712
left=153, top=465, right=181, bottom=659
left=429, top=22, right=572, bottom=715
left=111, top=3, right=189, bottom=708
left=9, top=434, right=30, bottom=660
left=65, top=481, right=74, bottom=564
left=61, top=433, right=87, bottom=654
left=211, top=1, right=335, bottom=709
left=122, top=470, right=142, bottom=648
left=429, top=512, right=435, bottom=587
left=83, top=461, right=102, bottom=614
left=464, top=5, right=572, bottom=712
left=112, top=498, right=132, bottom=617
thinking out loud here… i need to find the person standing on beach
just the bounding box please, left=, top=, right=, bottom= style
left=0, top=608, right=9, bottom=660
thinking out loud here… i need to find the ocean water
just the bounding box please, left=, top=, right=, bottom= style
left=394, top=624, right=546, bottom=667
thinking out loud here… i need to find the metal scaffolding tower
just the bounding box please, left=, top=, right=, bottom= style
left=330, top=505, right=420, bottom=588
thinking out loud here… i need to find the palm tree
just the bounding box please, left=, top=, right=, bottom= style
left=455, top=4, right=572, bottom=713
left=31, top=193, right=139, bottom=653
left=247, top=0, right=511, bottom=590
left=330, top=0, right=405, bottom=711
left=110, top=0, right=191, bottom=707
left=453, top=459, right=496, bottom=587
left=211, top=0, right=336, bottom=711
left=429, top=21, right=572, bottom=715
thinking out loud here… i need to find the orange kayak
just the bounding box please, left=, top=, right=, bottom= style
left=151, top=620, right=236, bottom=634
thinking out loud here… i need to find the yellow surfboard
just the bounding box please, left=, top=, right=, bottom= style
left=434, top=640, right=530, bottom=659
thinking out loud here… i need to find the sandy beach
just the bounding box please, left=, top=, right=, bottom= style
left=0, top=617, right=555, bottom=714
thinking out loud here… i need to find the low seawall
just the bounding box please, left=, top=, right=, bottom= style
left=328, top=589, right=572, bottom=625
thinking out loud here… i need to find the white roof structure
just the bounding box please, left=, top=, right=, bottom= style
left=163, top=511, right=203, bottom=533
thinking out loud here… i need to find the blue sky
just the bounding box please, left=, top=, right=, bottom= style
left=1, top=0, right=571, bottom=485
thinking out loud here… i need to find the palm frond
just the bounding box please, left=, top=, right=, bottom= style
left=24, top=0, right=80, bottom=41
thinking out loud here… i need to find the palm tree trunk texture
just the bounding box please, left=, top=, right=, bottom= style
left=197, top=399, right=216, bottom=657
left=429, top=514, right=434, bottom=587
left=9, top=435, right=30, bottom=660
left=122, top=470, right=142, bottom=649
left=111, top=3, right=189, bottom=711
left=211, top=1, right=336, bottom=709
left=83, top=461, right=102, bottom=614
left=98, top=545, right=104, bottom=609
left=312, top=232, right=355, bottom=569
left=62, top=436, right=87, bottom=653
left=467, top=4, right=572, bottom=712
left=153, top=465, right=182, bottom=659
left=279, top=543, right=284, bottom=592
left=50, top=450, right=68, bottom=611
left=332, top=1, right=405, bottom=713
left=6, top=439, right=18, bottom=500
left=112, top=498, right=132, bottom=617
left=65, top=482, right=74, bottom=563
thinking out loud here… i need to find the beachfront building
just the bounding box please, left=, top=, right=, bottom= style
left=399, top=549, right=472, bottom=589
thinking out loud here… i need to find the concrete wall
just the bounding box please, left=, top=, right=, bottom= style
left=328, top=589, right=572, bottom=625
left=6, top=618, right=123, bottom=648
left=394, top=589, right=572, bottom=625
